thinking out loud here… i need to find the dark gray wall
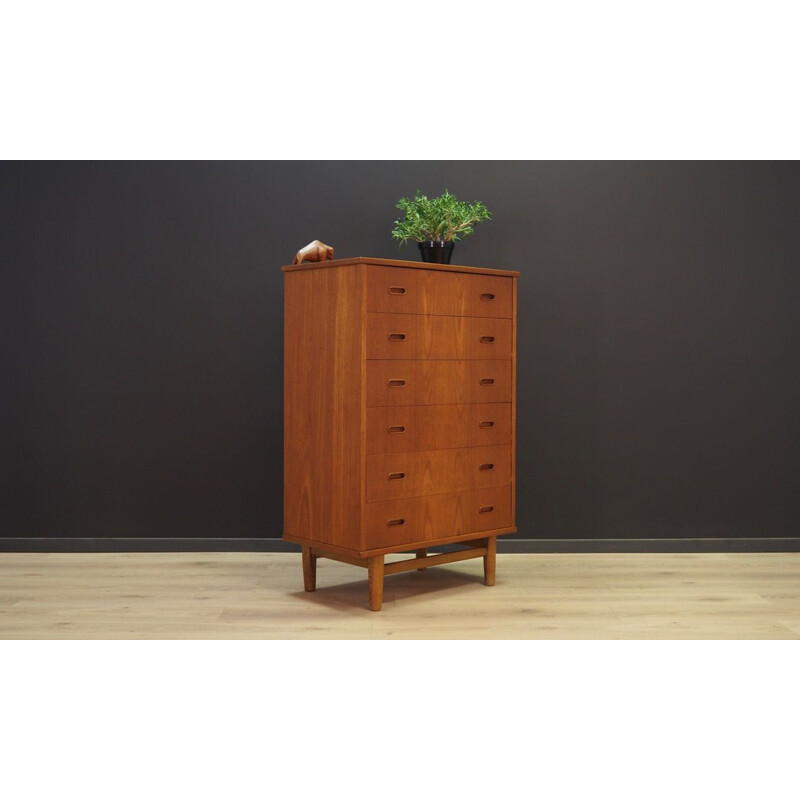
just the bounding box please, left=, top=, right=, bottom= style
left=2, top=161, right=799, bottom=548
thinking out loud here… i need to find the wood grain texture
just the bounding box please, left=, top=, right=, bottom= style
left=366, top=266, right=514, bottom=318
left=484, top=535, right=497, bottom=586
left=363, top=486, right=513, bottom=549
left=282, top=256, right=520, bottom=278
left=510, top=276, right=517, bottom=527
left=366, top=445, right=511, bottom=501
left=366, top=313, right=512, bottom=360
left=284, top=258, right=517, bottom=605
left=367, top=360, right=512, bottom=407
left=285, top=526, right=516, bottom=558
left=302, top=544, right=316, bottom=591
left=316, top=526, right=518, bottom=558
left=368, top=556, right=384, bottom=611
left=284, top=264, right=363, bottom=550
left=366, top=403, right=512, bottom=455
left=2, top=553, right=798, bottom=639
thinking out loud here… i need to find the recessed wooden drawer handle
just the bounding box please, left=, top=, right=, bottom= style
left=388, top=333, right=406, bottom=341
left=479, top=420, right=495, bottom=429
left=480, top=336, right=495, bottom=343
left=387, top=425, right=406, bottom=434
left=388, top=472, right=406, bottom=481
left=480, top=293, right=496, bottom=301
left=388, top=379, right=406, bottom=387
left=388, top=286, right=406, bottom=295
left=479, top=378, right=495, bottom=386
left=479, top=506, right=495, bottom=514
left=479, top=463, right=495, bottom=471
left=387, top=518, right=405, bottom=527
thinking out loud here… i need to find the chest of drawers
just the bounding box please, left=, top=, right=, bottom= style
left=282, top=257, right=518, bottom=610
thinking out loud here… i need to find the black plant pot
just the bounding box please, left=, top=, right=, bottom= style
left=418, top=241, right=455, bottom=264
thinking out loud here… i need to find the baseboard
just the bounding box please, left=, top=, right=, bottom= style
left=1, top=537, right=799, bottom=553
left=0, top=538, right=298, bottom=553
left=494, top=538, right=800, bottom=553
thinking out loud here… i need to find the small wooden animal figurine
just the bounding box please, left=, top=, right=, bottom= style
left=292, top=240, right=335, bottom=265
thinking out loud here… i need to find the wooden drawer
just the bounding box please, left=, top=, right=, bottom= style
left=367, top=266, right=513, bottom=319
left=367, top=402, right=512, bottom=455
left=366, top=312, right=512, bottom=360
left=366, top=444, right=511, bottom=501
left=367, top=360, right=512, bottom=407
left=364, top=486, right=512, bottom=549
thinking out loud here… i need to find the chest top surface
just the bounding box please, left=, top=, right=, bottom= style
left=281, top=256, right=520, bottom=278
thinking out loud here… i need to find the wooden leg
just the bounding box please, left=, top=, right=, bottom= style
left=368, top=555, right=385, bottom=611
left=415, top=548, right=428, bottom=570
left=302, top=545, right=317, bottom=592
left=484, top=536, right=496, bottom=586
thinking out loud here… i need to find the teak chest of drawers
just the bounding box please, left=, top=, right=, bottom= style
left=282, top=257, right=518, bottom=610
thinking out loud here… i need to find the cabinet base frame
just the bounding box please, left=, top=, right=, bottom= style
left=301, top=537, right=497, bottom=611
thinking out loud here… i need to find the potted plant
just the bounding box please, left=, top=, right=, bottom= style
left=391, top=189, right=492, bottom=264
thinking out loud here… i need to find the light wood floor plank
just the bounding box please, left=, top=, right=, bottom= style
left=0, top=552, right=798, bottom=639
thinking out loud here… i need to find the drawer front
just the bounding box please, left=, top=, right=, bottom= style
left=367, top=403, right=512, bottom=454
left=364, top=486, right=512, bottom=548
left=366, top=266, right=513, bottom=319
left=367, top=360, right=512, bottom=407
left=366, top=444, right=511, bottom=502
left=366, top=313, right=512, bottom=360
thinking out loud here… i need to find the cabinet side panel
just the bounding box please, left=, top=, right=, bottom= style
left=284, top=266, right=363, bottom=551
left=511, top=275, right=517, bottom=527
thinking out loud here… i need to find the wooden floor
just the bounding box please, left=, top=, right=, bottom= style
left=1, top=551, right=799, bottom=639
